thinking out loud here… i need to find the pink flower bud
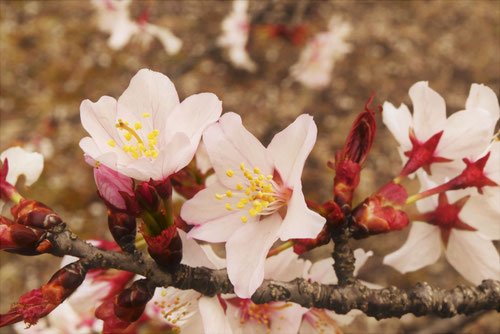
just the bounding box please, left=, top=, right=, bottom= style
left=0, top=222, right=52, bottom=255
left=11, top=199, right=63, bottom=230
left=93, top=162, right=135, bottom=211
left=135, top=182, right=160, bottom=212
left=143, top=226, right=182, bottom=271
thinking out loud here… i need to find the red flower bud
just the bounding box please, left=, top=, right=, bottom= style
left=149, top=177, right=172, bottom=199
left=113, top=279, right=155, bottom=323
left=333, top=160, right=361, bottom=210
left=293, top=224, right=331, bottom=255
left=0, top=261, right=87, bottom=327
left=351, top=182, right=409, bottom=238
left=135, top=182, right=160, bottom=212
left=11, top=199, right=63, bottom=230
left=170, top=167, right=206, bottom=200
left=0, top=222, right=52, bottom=255
left=143, top=226, right=182, bottom=271
left=107, top=208, right=137, bottom=253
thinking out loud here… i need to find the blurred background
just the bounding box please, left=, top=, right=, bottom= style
left=0, top=0, right=499, bottom=333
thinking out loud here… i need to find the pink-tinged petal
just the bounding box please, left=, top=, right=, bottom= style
left=446, top=230, right=500, bottom=285
left=117, top=69, right=180, bottom=136
left=264, top=248, right=306, bottom=281
left=353, top=249, right=373, bottom=277
left=436, top=109, right=494, bottom=161
left=307, top=258, right=337, bottom=284
left=0, top=147, right=43, bottom=186
left=179, top=229, right=224, bottom=269
left=226, top=213, right=282, bottom=298
left=198, top=296, right=233, bottom=334
left=267, top=114, right=317, bottom=187
left=382, top=102, right=413, bottom=151
left=268, top=303, right=308, bottom=333
left=465, top=84, right=500, bottom=129
left=484, top=141, right=500, bottom=184
left=195, top=141, right=212, bottom=174
left=187, top=213, right=252, bottom=243
left=80, top=96, right=121, bottom=154
left=144, top=24, right=182, bottom=55
left=383, top=222, right=442, bottom=273
left=415, top=171, right=439, bottom=212
left=459, top=192, right=500, bottom=240
left=181, top=182, right=244, bottom=224
left=203, top=112, right=271, bottom=189
left=409, top=82, right=447, bottom=142
left=279, top=184, right=326, bottom=240
left=327, top=309, right=362, bottom=327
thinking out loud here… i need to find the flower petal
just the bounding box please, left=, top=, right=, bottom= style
left=226, top=213, right=281, bottom=298
left=179, top=229, right=223, bottom=269
left=353, top=248, right=373, bottom=277
left=187, top=213, right=252, bottom=243
left=465, top=84, right=500, bottom=133
left=459, top=192, right=500, bottom=240
left=383, top=222, right=442, bottom=273
left=0, top=147, right=43, bottom=186
left=144, top=24, right=182, bottom=55
left=198, top=296, right=233, bottom=334
left=267, top=114, right=317, bottom=187
left=307, top=258, right=337, bottom=284
left=409, top=82, right=447, bottom=142
left=269, top=302, right=308, bottom=334
left=203, top=112, right=271, bottom=189
left=279, top=184, right=326, bottom=240
left=382, top=102, right=413, bottom=151
left=264, top=248, right=306, bottom=281
left=446, top=230, right=500, bottom=285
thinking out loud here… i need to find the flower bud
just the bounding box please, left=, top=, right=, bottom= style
left=107, top=208, right=137, bottom=253
left=113, top=279, right=155, bottom=322
left=0, top=222, right=53, bottom=255
left=293, top=224, right=331, bottom=255
left=10, top=199, right=63, bottom=230
left=333, top=160, right=361, bottom=210
left=170, top=166, right=206, bottom=200
left=0, top=261, right=87, bottom=327
left=144, top=226, right=182, bottom=271
left=93, top=162, right=136, bottom=211
left=149, top=177, right=172, bottom=199
left=351, top=182, right=409, bottom=239
left=135, top=182, right=160, bottom=212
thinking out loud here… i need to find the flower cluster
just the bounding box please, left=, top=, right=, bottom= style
left=1, top=70, right=499, bottom=333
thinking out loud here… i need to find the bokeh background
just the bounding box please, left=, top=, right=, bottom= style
left=1, top=0, right=499, bottom=333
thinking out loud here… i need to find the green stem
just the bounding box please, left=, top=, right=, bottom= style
left=267, top=240, right=295, bottom=258
left=141, top=211, right=161, bottom=236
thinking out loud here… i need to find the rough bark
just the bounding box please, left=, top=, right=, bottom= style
left=46, top=229, right=500, bottom=320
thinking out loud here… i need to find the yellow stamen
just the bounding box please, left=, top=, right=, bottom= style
left=131, top=151, right=139, bottom=159
left=129, top=146, right=137, bottom=152
left=94, top=161, right=100, bottom=167
left=142, top=113, right=150, bottom=118
left=241, top=198, right=249, bottom=204
left=124, top=132, right=132, bottom=141
left=241, top=216, right=248, bottom=223
left=236, top=202, right=245, bottom=209
left=107, top=139, right=116, bottom=147
left=226, top=190, right=234, bottom=198
left=266, top=175, right=273, bottom=180
left=236, top=184, right=244, bottom=190
left=226, top=169, right=235, bottom=177
left=215, top=194, right=224, bottom=200
left=152, top=151, right=159, bottom=159
left=240, top=162, right=245, bottom=171
left=258, top=174, right=265, bottom=181
left=249, top=208, right=258, bottom=217
left=123, top=145, right=130, bottom=152
left=253, top=167, right=260, bottom=174
left=225, top=203, right=232, bottom=211
left=134, top=122, right=142, bottom=130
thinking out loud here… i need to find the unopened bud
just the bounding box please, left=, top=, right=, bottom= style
left=170, top=166, right=206, bottom=200
left=92, top=162, right=136, bottom=211
left=113, top=279, right=155, bottom=322
left=107, top=208, right=137, bottom=253
left=0, top=222, right=52, bottom=255
left=135, top=182, right=160, bottom=212
left=149, top=177, right=172, bottom=199
left=11, top=199, right=63, bottom=230
left=144, top=226, right=182, bottom=271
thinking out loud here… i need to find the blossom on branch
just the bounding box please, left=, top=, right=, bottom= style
left=181, top=112, right=326, bottom=298
left=79, top=69, right=222, bottom=182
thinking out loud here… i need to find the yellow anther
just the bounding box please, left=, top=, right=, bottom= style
left=123, top=145, right=130, bottom=152
left=149, top=138, right=158, bottom=146
left=241, top=216, right=248, bottom=223
left=152, top=129, right=159, bottom=136
left=129, top=146, right=137, bottom=152
left=161, top=290, right=167, bottom=297
left=147, top=133, right=155, bottom=139
left=249, top=208, right=258, bottom=217
left=262, top=201, right=269, bottom=208
left=138, top=143, right=146, bottom=151
left=225, top=203, right=232, bottom=211
left=269, top=196, right=276, bottom=202
left=124, top=132, right=132, bottom=141
left=145, top=150, right=152, bottom=157
left=266, top=175, right=273, bottom=180
left=236, top=202, right=245, bottom=209
left=250, top=184, right=256, bottom=192
left=241, top=198, right=249, bottom=204
left=142, top=113, right=150, bottom=118
left=263, top=184, right=273, bottom=193
left=253, top=167, right=260, bottom=174
left=226, top=169, right=235, bottom=177
left=245, top=188, right=251, bottom=196
left=253, top=200, right=261, bottom=208
left=226, top=190, right=234, bottom=198
left=236, top=184, right=244, bottom=190
left=240, top=162, right=245, bottom=170
left=94, top=161, right=100, bottom=167
left=131, top=152, right=139, bottom=159
left=134, top=122, right=142, bottom=130
left=258, top=174, right=265, bottom=181
left=152, top=151, right=159, bottom=159
left=257, top=191, right=263, bottom=198
left=107, top=139, right=116, bottom=147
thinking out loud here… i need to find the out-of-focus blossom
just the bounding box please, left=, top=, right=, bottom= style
left=290, top=16, right=352, bottom=89
left=217, top=0, right=257, bottom=72
left=0, top=147, right=43, bottom=188
left=382, top=82, right=499, bottom=178
left=91, top=0, right=182, bottom=54
left=181, top=113, right=325, bottom=298
left=384, top=172, right=500, bottom=285
left=79, top=69, right=222, bottom=182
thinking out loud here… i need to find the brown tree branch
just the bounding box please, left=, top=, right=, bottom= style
left=45, top=229, right=500, bottom=320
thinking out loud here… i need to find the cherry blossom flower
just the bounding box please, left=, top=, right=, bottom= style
left=217, top=0, right=257, bottom=72
left=383, top=172, right=500, bottom=285
left=181, top=112, right=326, bottom=298
left=290, top=16, right=352, bottom=89
left=91, top=0, right=182, bottom=55
left=382, top=82, right=499, bottom=179
left=79, top=69, right=222, bottom=182
left=0, top=147, right=43, bottom=188
left=145, top=230, right=231, bottom=333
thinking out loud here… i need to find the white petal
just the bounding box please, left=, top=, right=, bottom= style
left=459, top=192, right=500, bottom=240
left=382, top=102, right=413, bottom=151
left=269, top=302, right=308, bottom=334
left=1, top=147, right=43, bottom=186
left=226, top=214, right=281, bottom=298
left=203, top=112, right=272, bottom=189
left=307, top=258, right=337, bottom=284
left=383, top=222, right=442, bottom=273
left=279, top=184, right=326, bottom=240
left=187, top=213, right=251, bottom=243
left=436, top=109, right=494, bottom=160
left=409, top=82, right=447, bottom=142
left=446, top=230, right=500, bottom=284
left=267, top=114, right=317, bottom=187
left=199, top=296, right=233, bottom=334
left=264, top=248, right=306, bottom=281
left=353, top=248, right=373, bottom=277
left=465, top=84, right=500, bottom=132
left=195, top=141, right=212, bottom=174
left=179, top=229, right=222, bottom=269
left=144, top=24, right=182, bottom=55
left=485, top=141, right=500, bottom=184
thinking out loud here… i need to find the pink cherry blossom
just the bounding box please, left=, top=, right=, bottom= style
left=79, top=69, right=222, bottom=182
left=91, top=0, right=182, bottom=54
left=217, top=0, right=257, bottom=72
left=181, top=112, right=326, bottom=298
left=290, top=16, right=352, bottom=89
left=383, top=172, right=500, bottom=285
left=382, top=82, right=499, bottom=178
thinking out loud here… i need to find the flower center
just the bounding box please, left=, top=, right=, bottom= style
left=106, top=113, right=160, bottom=160
left=215, top=162, right=289, bottom=223
left=152, top=289, right=195, bottom=332
left=304, top=308, right=341, bottom=334
left=237, top=299, right=292, bottom=332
